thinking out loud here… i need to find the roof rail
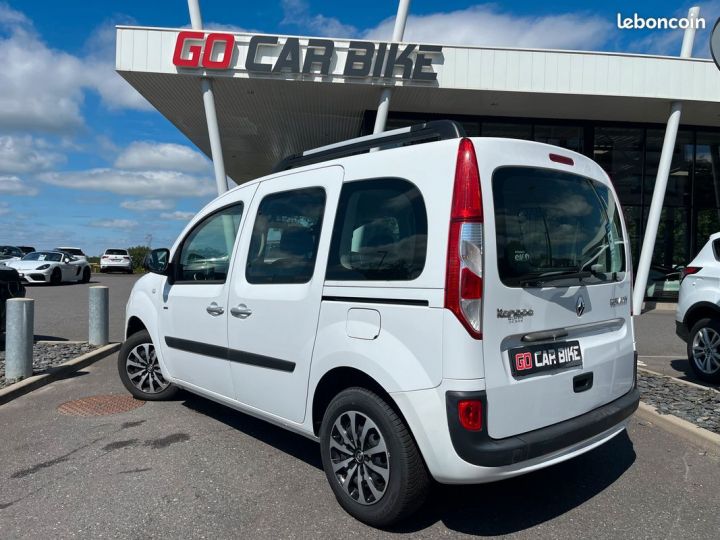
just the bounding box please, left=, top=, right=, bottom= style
left=272, top=120, right=466, bottom=173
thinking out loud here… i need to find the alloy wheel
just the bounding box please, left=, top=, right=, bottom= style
left=328, top=410, right=390, bottom=506
left=691, top=327, right=720, bottom=375
left=125, top=343, right=169, bottom=394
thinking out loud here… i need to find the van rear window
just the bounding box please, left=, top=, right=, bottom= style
left=492, top=167, right=626, bottom=287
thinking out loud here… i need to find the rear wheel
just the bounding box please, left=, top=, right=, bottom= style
left=688, top=318, right=720, bottom=383
left=118, top=330, right=178, bottom=400
left=50, top=268, right=61, bottom=285
left=319, top=387, right=429, bottom=527
left=81, top=267, right=91, bottom=283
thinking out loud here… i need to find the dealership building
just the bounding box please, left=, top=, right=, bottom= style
left=115, top=25, right=720, bottom=297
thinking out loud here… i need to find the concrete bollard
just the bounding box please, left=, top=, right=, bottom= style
left=89, top=286, right=109, bottom=346
left=5, top=298, right=34, bottom=381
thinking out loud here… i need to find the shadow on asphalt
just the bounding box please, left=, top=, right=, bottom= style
left=181, top=393, right=636, bottom=535
left=669, top=359, right=720, bottom=390
left=181, top=394, right=322, bottom=470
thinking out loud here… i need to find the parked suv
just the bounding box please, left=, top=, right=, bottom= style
left=676, top=232, right=720, bottom=383
left=100, top=248, right=133, bottom=273
left=119, top=122, right=639, bottom=526
left=0, top=266, right=25, bottom=332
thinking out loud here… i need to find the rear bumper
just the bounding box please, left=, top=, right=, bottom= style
left=675, top=320, right=689, bottom=342
left=445, top=387, right=639, bottom=467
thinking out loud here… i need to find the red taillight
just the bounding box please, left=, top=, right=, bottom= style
left=458, top=400, right=483, bottom=431
left=445, top=138, right=483, bottom=339
left=549, top=153, right=574, bottom=166
left=101, top=256, right=108, bottom=259
left=123, top=256, right=131, bottom=260
left=681, top=266, right=702, bottom=281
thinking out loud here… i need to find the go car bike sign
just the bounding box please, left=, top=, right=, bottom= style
left=172, top=31, right=442, bottom=81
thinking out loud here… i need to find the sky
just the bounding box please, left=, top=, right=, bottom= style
left=1, top=0, right=719, bottom=255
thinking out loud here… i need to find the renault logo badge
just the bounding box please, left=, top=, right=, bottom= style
left=576, top=296, right=585, bottom=317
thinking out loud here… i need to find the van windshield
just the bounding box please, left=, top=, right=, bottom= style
left=492, top=166, right=626, bottom=288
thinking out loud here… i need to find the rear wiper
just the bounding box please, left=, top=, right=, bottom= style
left=520, top=269, right=593, bottom=288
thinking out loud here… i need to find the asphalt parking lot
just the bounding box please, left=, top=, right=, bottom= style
left=2, top=278, right=719, bottom=537
left=22, top=273, right=139, bottom=343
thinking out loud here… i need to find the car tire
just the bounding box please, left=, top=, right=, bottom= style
left=687, top=318, right=720, bottom=383
left=118, top=330, right=178, bottom=401
left=319, top=387, right=429, bottom=528
left=50, top=268, right=61, bottom=286
left=81, top=267, right=91, bottom=283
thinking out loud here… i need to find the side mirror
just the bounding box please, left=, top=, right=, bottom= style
left=144, top=248, right=171, bottom=277
left=63, top=257, right=71, bottom=263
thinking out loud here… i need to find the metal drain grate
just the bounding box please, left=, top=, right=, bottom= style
left=57, top=395, right=145, bottom=417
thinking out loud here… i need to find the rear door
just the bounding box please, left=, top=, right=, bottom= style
left=226, top=166, right=343, bottom=423
left=481, top=151, right=634, bottom=439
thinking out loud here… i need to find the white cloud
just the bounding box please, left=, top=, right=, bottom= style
left=160, top=211, right=196, bottom=221
left=281, top=0, right=358, bottom=37
left=0, top=5, right=150, bottom=134
left=91, top=218, right=138, bottom=229
left=363, top=6, right=612, bottom=50
left=121, top=199, right=174, bottom=211
left=38, top=169, right=216, bottom=198
left=0, top=202, right=10, bottom=216
left=115, top=141, right=211, bottom=173
left=0, top=135, right=64, bottom=174
left=0, top=175, right=38, bottom=196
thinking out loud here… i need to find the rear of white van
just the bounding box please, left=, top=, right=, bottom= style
left=395, top=137, right=639, bottom=483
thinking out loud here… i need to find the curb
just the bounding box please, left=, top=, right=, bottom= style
left=638, top=367, right=720, bottom=394
left=0, top=343, right=120, bottom=406
left=636, top=401, right=720, bottom=455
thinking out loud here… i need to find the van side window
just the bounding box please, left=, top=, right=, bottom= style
left=246, top=187, right=326, bottom=284
left=176, top=203, right=244, bottom=283
left=326, top=178, right=427, bottom=281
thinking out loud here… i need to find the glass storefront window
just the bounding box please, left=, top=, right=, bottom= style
left=695, top=208, right=720, bottom=251
left=644, top=130, right=693, bottom=208
left=694, top=132, right=720, bottom=209
left=534, top=125, right=583, bottom=153
left=593, top=127, right=643, bottom=206
left=481, top=122, right=532, bottom=140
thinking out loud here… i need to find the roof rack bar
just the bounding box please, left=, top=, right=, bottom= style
left=272, top=120, right=466, bottom=173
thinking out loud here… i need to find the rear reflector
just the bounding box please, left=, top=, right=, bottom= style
left=549, top=153, right=574, bottom=166
left=458, top=400, right=483, bottom=431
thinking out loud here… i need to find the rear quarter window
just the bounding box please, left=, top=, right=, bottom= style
left=326, top=178, right=427, bottom=281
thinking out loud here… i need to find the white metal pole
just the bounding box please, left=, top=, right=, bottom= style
left=372, top=0, right=412, bottom=134
left=187, top=0, right=203, bottom=29
left=187, top=0, right=228, bottom=194
left=632, top=6, right=700, bottom=315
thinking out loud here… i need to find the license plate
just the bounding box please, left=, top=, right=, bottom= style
left=509, top=340, right=582, bottom=377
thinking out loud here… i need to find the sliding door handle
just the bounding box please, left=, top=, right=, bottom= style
left=230, top=304, right=252, bottom=318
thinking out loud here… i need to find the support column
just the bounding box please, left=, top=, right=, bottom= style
left=187, top=0, right=228, bottom=194
left=372, top=0, right=412, bottom=134
left=632, top=6, right=700, bottom=315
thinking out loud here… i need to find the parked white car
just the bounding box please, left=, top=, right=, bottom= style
left=5, top=250, right=91, bottom=285
left=55, top=247, right=87, bottom=262
left=0, top=245, right=23, bottom=264
left=100, top=248, right=133, bottom=273
left=676, top=232, right=720, bottom=383
left=119, top=122, right=638, bottom=527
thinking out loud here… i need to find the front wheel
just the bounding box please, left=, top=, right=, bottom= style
left=688, top=318, right=720, bottom=383
left=50, top=268, right=61, bottom=285
left=118, top=330, right=178, bottom=400
left=319, top=387, right=429, bottom=528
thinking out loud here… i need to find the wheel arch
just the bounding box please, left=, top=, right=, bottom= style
left=126, top=316, right=147, bottom=339
left=311, top=366, right=407, bottom=437
left=684, top=302, right=720, bottom=331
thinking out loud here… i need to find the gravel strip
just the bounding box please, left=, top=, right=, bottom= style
left=638, top=371, right=720, bottom=435
left=0, top=342, right=98, bottom=388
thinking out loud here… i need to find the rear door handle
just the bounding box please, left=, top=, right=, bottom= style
left=230, top=304, right=252, bottom=318
left=206, top=302, right=224, bottom=316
